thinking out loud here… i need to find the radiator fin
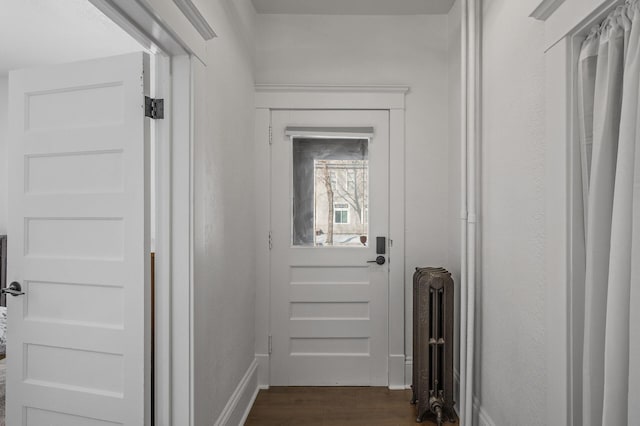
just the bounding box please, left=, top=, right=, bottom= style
left=411, top=267, right=455, bottom=424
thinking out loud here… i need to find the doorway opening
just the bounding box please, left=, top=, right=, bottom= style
left=269, top=110, right=390, bottom=387
left=0, top=1, right=163, bottom=424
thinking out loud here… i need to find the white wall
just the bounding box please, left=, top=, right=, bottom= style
left=191, top=0, right=259, bottom=423
left=446, top=0, right=462, bottom=401
left=480, top=0, right=547, bottom=423
left=255, top=13, right=451, bottom=362
left=0, top=77, right=7, bottom=235
left=0, top=0, right=142, bottom=75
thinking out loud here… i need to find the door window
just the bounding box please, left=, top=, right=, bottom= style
left=291, top=138, right=369, bottom=247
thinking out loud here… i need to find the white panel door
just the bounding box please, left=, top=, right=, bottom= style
left=270, top=110, right=390, bottom=386
left=7, top=53, right=151, bottom=426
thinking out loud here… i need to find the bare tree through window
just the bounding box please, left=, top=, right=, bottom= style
left=314, top=159, right=368, bottom=246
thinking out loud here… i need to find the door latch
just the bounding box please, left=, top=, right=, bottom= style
left=2, top=281, right=25, bottom=296
left=367, top=256, right=386, bottom=265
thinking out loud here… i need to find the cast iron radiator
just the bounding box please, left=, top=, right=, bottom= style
left=411, top=267, right=455, bottom=424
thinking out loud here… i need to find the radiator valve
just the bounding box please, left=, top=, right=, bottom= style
left=428, top=391, right=445, bottom=426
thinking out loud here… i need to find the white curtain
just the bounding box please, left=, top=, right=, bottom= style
left=579, top=1, right=640, bottom=425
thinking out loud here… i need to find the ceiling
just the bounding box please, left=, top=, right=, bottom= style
left=0, top=0, right=142, bottom=77
left=251, top=0, right=456, bottom=15
left=0, top=0, right=456, bottom=77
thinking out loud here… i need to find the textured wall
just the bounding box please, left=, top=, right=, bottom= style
left=255, top=13, right=450, bottom=360
left=480, top=0, right=547, bottom=424
left=192, top=0, right=258, bottom=423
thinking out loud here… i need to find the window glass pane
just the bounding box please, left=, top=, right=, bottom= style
left=334, top=208, right=348, bottom=224
left=292, top=138, right=369, bottom=247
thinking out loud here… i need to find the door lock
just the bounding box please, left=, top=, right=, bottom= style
left=367, top=256, right=386, bottom=265
left=2, top=282, right=25, bottom=297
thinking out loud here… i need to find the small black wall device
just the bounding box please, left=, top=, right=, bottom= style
left=376, top=237, right=386, bottom=255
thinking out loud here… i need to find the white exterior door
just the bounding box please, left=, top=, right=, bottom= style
left=6, top=53, right=151, bottom=425
left=270, top=110, right=390, bottom=386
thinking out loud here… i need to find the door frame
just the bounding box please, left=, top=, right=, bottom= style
left=531, top=0, right=623, bottom=424
left=254, top=85, right=409, bottom=389
left=86, top=1, right=212, bottom=424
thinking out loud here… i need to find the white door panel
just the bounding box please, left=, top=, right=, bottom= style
left=7, top=53, right=150, bottom=425
left=270, top=110, right=389, bottom=386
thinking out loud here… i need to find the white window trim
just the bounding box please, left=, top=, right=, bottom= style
left=534, top=1, right=623, bottom=424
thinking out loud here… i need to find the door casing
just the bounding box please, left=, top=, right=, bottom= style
left=254, top=85, right=409, bottom=389
left=269, top=109, right=390, bottom=386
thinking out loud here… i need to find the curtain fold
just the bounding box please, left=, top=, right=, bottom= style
left=583, top=13, right=624, bottom=426
left=578, top=29, right=599, bottom=219
left=628, top=95, right=640, bottom=420
left=603, top=5, right=638, bottom=425
left=579, top=2, right=640, bottom=424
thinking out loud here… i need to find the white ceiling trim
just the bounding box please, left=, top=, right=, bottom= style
left=256, top=84, right=410, bottom=94
left=529, top=0, right=566, bottom=20
left=255, top=84, right=409, bottom=110
left=173, top=0, right=216, bottom=40
left=251, top=0, right=455, bottom=15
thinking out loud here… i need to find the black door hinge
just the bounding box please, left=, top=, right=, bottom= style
left=145, top=96, right=164, bottom=119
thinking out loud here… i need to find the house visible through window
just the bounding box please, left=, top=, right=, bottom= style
left=334, top=203, right=349, bottom=224
left=347, top=169, right=356, bottom=191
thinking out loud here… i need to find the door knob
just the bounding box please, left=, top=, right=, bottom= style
left=367, top=256, right=386, bottom=265
left=2, top=282, right=25, bottom=297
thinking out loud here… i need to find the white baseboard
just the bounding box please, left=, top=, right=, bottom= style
left=453, top=370, right=495, bottom=426
left=239, top=386, right=260, bottom=426
left=388, top=385, right=407, bottom=390
left=473, top=396, right=497, bottom=426
left=255, top=353, right=269, bottom=389
left=389, top=354, right=406, bottom=389
left=405, top=356, right=413, bottom=388
left=214, top=358, right=259, bottom=426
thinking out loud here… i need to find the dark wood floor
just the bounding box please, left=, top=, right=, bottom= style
left=245, top=387, right=443, bottom=426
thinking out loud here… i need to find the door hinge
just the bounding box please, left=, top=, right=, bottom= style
left=269, top=231, right=272, bottom=250
left=269, top=125, right=273, bottom=145
left=145, top=96, right=165, bottom=119
left=268, top=335, right=273, bottom=354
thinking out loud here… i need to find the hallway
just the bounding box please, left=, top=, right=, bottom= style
left=245, top=387, right=443, bottom=425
